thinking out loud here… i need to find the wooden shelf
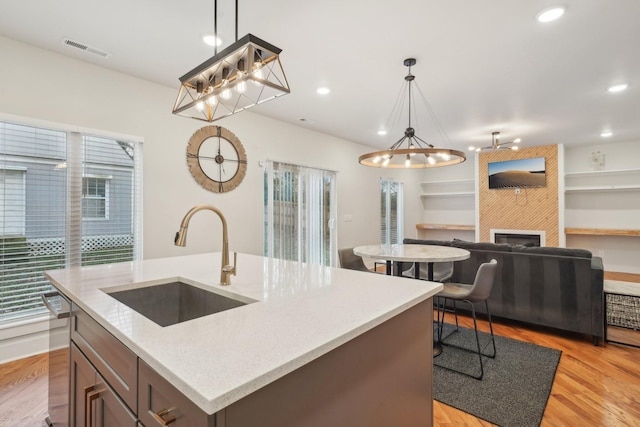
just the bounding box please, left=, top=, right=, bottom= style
left=416, top=224, right=475, bottom=231
left=565, top=228, right=640, bottom=237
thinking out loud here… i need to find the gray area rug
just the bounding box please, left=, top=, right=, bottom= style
left=433, top=324, right=561, bottom=427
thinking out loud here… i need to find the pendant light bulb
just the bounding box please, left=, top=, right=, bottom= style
left=252, top=49, right=265, bottom=85
left=405, top=155, right=411, bottom=168
left=426, top=154, right=436, bottom=165
left=382, top=157, right=391, bottom=167
left=235, top=78, right=247, bottom=94
left=235, top=59, right=247, bottom=93
left=196, top=101, right=204, bottom=111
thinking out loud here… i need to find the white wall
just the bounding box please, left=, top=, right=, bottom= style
left=0, top=36, right=426, bottom=360
left=0, top=35, right=422, bottom=262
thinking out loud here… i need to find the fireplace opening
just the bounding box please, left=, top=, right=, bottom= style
left=494, top=233, right=541, bottom=247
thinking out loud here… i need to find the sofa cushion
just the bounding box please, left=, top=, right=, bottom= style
left=403, top=238, right=451, bottom=246
left=451, top=238, right=513, bottom=252
left=511, top=245, right=592, bottom=258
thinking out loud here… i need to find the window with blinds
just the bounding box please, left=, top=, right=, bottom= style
left=380, top=179, right=404, bottom=244
left=0, top=121, right=143, bottom=323
left=264, top=161, right=337, bottom=267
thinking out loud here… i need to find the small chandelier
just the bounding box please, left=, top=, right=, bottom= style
left=469, top=131, right=521, bottom=152
left=359, top=58, right=466, bottom=168
left=172, top=1, right=290, bottom=123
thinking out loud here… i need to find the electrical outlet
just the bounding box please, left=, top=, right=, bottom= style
left=515, top=188, right=521, bottom=195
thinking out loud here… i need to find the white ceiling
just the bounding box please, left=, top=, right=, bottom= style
left=1, top=0, right=639, bottom=152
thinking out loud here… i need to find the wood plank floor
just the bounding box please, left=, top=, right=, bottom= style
left=0, top=352, right=48, bottom=426
left=1, top=316, right=639, bottom=427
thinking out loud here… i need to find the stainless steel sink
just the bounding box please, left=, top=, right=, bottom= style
left=107, top=281, right=250, bottom=327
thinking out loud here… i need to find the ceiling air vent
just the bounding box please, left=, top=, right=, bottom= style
left=62, top=38, right=111, bottom=58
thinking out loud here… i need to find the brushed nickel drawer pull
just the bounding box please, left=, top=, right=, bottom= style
left=152, top=407, right=177, bottom=425
left=84, top=385, right=100, bottom=427
left=41, top=291, right=70, bottom=319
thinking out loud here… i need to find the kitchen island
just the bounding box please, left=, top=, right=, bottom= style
left=45, top=252, right=442, bottom=426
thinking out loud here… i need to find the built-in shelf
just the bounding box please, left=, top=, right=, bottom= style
left=565, top=228, right=640, bottom=237
left=564, top=168, right=640, bottom=178
left=565, top=184, right=640, bottom=193
left=416, top=224, right=475, bottom=231
left=420, top=179, right=475, bottom=185
left=420, top=191, right=475, bottom=197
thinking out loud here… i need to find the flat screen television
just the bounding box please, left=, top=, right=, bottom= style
left=488, top=157, right=546, bottom=189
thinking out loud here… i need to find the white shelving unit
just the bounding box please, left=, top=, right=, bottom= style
left=420, top=192, right=474, bottom=197
left=565, top=184, right=640, bottom=193
left=565, top=168, right=640, bottom=192
left=418, top=178, right=476, bottom=239
left=419, top=178, right=475, bottom=197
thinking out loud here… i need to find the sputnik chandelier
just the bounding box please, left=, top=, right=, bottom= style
left=172, top=0, right=290, bottom=122
left=359, top=58, right=466, bottom=168
left=469, top=131, right=521, bottom=152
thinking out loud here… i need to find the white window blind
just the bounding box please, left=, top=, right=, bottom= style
left=264, top=161, right=337, bottom=267
left=380, top=179, right=404, bottom=244
left=0, top=121, right=143, bottom=323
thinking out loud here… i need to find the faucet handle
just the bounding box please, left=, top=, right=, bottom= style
left=223, top=252, right=238, bottom=276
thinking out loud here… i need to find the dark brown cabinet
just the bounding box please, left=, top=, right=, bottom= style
left=68, top=299, right=433, bottom=427
left=70, top=343, right=137, bottom=427
left=138, top=359, right=216, bottom=427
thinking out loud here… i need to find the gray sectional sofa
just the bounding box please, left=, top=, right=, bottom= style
left=404, top=238, right=605, bottom=344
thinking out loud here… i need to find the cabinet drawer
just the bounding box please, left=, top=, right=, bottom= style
left=71, top=303, right=138, bottom=413
left=138, top=359, right=215, bottom=427
left=71, top=342, right=137, bottom=427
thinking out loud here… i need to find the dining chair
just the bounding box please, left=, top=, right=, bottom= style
left=338, top=248, right=372, bottom=272
left=435, top=259, right=498, bottom=380
left=402, top=261, right=454, bottom=282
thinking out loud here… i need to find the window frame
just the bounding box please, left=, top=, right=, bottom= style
left=380, top=178, right=404, bottom=245
left=82, top=174, right=112, bottom=220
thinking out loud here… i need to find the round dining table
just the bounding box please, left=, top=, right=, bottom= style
left=353, top=244, right=471, bottom=357
left=353, top=244, right=470, bottom=280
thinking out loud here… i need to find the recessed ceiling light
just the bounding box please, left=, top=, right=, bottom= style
left=202, top=34, right=222, bottom=47
left=600, top=131, right=613, bottom=138
left=536, top=7, right=565, bottom=23
left=316, top=87, right=330, bottom=95
left=377, top=130, right=387, bottom=136
left=608, top=83, right=629, bottom=93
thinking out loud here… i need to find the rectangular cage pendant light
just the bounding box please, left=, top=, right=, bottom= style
left=172, top=33, right=290, bottom=123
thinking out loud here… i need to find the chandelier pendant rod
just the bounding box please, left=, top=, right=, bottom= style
left=407, top=68, right=412, bottom=130
left=213, top=0, right=218, bottom=55
left=213, top=0, right=239, bottom=54
left=389, top=136, right=408, bottom=150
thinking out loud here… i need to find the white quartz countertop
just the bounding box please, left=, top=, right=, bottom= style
left=45, top=252, right=442, bottom=415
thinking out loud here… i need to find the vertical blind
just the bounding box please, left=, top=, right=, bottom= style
left=0, top=121, right=143, bottom=323
left=380, top=178, right=404, bottom=244
left=264, top=161, right=337, bottom=267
